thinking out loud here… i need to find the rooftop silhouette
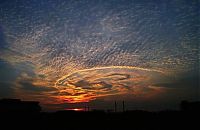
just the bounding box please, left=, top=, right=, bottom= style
left=0, top=98, right=41, bottom=112
left=0, top=99, right=199, bottom=130
left=180, top=100, right=200, bottom=112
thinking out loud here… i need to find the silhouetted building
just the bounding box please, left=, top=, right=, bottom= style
left=0, top=99, right=41, bottom=112
left=180, top=100, right=200, bottom=112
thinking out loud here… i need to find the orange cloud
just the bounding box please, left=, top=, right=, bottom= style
left=55, top=66, right=168, bottom=103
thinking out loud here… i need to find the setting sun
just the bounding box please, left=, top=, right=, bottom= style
left=65, top=108, right=85, bottom=111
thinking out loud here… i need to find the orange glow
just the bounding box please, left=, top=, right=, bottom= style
left=65, top=108, right=84, bottom=111
left=14, top=66, right=168, bottom=105
left=54, top=66, right=168, bottom=103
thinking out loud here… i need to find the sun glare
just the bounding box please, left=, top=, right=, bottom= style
left=65, top=108, right=85, bottom=111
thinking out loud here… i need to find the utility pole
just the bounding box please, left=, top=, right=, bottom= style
left=122, top=101, right=125, bottom=112
left=114, top=101, right=117, bottom=112
left=85, top=102, right=90, bottom=111
left=85, top=104, right=87, bottom=111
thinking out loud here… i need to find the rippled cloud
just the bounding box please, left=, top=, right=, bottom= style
left=0, top=0, right=199, bottom=107
left=55, top=66, right=168, bottom=103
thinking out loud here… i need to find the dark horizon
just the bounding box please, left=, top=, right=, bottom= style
left=0, top=98, right=199, bottom=112
left=0, top=98, right=199, bottom=130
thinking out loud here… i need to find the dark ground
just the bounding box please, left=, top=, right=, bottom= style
left=0, top=100, right=199, bottom=130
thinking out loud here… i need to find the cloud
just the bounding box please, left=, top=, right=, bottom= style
left=55, top=66, right=168, bottom=103
left=0, top=82, right=15, bottom=97
left=18, top=79, right=56, bottom=92
left=0, top=58, right=57, bottom=101
left=0, top=25, right=7, bottom=48
left=0, top=59, right=22, bottom=98
left=0, top=0, right=198, bottom=109
left=0, top=0, right=198, bottom=83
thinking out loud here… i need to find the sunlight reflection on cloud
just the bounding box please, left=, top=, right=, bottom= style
left=55, top=66, right=167, bottom=103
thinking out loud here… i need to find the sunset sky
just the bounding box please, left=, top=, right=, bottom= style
left=0, top=0, right=199, bottom=111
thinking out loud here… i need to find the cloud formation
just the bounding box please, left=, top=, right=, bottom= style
left=55, top=66, right=167, bottom=103
left=0, top=0, right=198, bottom=108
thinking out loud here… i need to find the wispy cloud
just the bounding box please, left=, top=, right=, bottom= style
left=55, top=66, right=169, bottom=103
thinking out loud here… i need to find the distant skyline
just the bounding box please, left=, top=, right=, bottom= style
left=0, top=0, right=199, bottom=111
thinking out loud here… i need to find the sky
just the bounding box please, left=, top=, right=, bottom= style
left=0, top=0, right=199, bottom=111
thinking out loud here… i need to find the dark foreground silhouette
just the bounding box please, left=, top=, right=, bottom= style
left=0, top=99, right=199, bottom=130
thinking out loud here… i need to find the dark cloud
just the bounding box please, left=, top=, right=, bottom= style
left=18, top=80, right=56, bottom=92
left=106, top=73, right=130, bottom=81
left=0, top=59, right=35, bottom=81
left=0, top=59, right=19, bottom=97
left=92, top=81, right=113, bottom=90
left=70, top=80, right=113, bottom=90
left=0, top=60, right=19, bottom=81
left=0, top=25, right=8, bottom=49
left=0, top=59, right=45, bottom=98
left=0, top=82, right=14, bottom=97
left=51, top=91, right=71, bottom=96
left=71, top=80, right=91, bottom=89
left=154, top=69, right=199, bottom=89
